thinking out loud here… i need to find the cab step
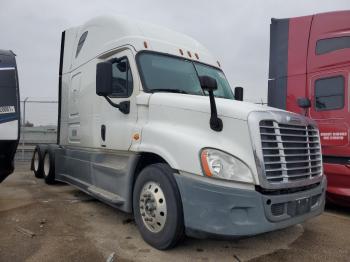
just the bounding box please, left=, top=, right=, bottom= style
left=87, top=185, right=125, bottom=205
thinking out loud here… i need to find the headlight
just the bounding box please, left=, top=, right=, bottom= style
left=200, top=148, right=254, bottom=183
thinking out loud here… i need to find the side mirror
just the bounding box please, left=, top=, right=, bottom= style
left=199, top=76, right=222, bottom=132
left=234, top=87, right=244, bottom=101
left=96, top=61, right=130, bottom=114
left=96, top=62, right=113, bottom=96
left=199, top=76, right=218, bottom=92
left=297, top=97, right=311, bottom=109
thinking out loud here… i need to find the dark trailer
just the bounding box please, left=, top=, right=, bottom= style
left=0, top=50, right=20, bottom=182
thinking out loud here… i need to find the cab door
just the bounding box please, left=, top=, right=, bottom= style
left=98, top=49, right=138, bottom=150
left=308, top=70, right=349, bottom=156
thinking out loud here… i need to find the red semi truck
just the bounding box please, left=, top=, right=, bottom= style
left=268, top=10, right=350, bottom=206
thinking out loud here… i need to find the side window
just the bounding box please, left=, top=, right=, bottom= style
left=314, top=75, right=344, bottom=111
left=75, top=31, right=88, bottom=58
left=316, top=36, right=350, bottom=55
left=110, top=57, right=133, bottom=97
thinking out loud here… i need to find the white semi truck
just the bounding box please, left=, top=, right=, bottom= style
left=0, top=50, right=20, bottom=182
left=32, top=16, right=326, bottom=249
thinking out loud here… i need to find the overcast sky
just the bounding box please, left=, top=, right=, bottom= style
left=1, top=0, right=349, bottom=125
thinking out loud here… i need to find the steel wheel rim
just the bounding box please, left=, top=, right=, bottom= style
left=43, top=154, right=50, bottom=177
left=33, top=151, right=39, bottom=172
left=139, top=181, right=167, bottom=233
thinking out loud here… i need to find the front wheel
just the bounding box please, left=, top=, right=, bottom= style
left=133, top=163, right=185, bottom=250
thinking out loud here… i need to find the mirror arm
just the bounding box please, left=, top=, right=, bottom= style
left=104, top=96, right=130, bottom=114
left=297, top=97, right=311, bottom=117
left=303, top=108, right=308, bottom=117
left=208, top=91, right=223, bottom=132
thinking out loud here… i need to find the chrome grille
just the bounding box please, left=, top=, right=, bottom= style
left=259, top=120, right=322, bottom=183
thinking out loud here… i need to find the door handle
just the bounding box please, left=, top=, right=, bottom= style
left=101, top=125, right=106, bottom=141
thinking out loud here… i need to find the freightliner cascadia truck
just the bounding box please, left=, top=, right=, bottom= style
left=268, top=10, right=350, bottom=206
left=32, top=16, right=326, bottom=249
left=0, top=50, right=20, bottom=183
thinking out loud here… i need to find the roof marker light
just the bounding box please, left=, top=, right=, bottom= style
left=179, top=49, right=184, bottom=55
left=195, top=53, right=199, bottom=59
left=143, top=41, right=148, bottom=48
left=217, top=61, right=221, bottom=67
left=187, top=51, right=192, bottom=58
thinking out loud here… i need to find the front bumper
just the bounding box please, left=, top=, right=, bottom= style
left=324, top=163, right=350, bottom=207
left=174, top=173, right=326, bottom=238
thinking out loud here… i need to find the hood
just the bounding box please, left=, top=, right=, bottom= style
left=148, top=93, right=281, bottom=121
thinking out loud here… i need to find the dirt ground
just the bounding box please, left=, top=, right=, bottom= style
left=0, top=162, right=349, bottom=262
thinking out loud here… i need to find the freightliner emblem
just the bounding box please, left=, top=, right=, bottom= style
left=286, top=116, right=301, bottom=125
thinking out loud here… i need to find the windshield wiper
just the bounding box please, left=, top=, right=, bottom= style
left=150, top=89, right=188, bottom=94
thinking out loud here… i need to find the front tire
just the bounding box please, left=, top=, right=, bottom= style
left=133, top=163, right=185, bottom=250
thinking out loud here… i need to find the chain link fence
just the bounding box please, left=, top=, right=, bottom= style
left=16, top=98, right=58, bottom=161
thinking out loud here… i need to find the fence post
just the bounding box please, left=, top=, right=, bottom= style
left=22, top=97, right=28, bottom=161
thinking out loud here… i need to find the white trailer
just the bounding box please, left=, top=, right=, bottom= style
left=32, top=16, right=326, bottom=249
left=0, top=50, right=20, bottom=182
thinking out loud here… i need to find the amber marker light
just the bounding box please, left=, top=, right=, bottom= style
left=133, top=133, right=140, bottom=141
left=179, top=49, right=184, bottom=55
left=143, top=41, right=148, bottom=48
left=200, top=150, right=212, bottom=177
left=195, top=53, right=199, bottom=59
left=187, top=51, right=192, bottom=58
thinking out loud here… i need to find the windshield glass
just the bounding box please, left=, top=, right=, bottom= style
left=0, top=69, right=18, bottom=109
left=137, top=52, right=234, bottom=99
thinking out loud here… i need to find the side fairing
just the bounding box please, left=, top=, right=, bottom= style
left=268, top=16, right=312, bottom=114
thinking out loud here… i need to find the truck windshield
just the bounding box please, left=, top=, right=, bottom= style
left=137, top=52, right=234, bottom=99
left=0, top=69, right=18, bottom=109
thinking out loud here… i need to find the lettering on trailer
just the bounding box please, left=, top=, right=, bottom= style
left=0, top=106, right=15, bottom=114
left=320, top=132, right=347, bottom=141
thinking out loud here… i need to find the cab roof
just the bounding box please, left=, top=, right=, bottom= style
left=66, top=16, right=220, bottom=72
left=0, top=50, right=15, bottom=56
left=0, top=49, right=16, bottom=68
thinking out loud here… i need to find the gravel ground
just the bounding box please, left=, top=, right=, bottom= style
left=0, top=162, right=349, bottom=262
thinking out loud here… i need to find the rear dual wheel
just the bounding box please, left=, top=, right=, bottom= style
left=43, top=149, right=56, bottom=184
left=32, top=145, right=46, bottom=178
left=32, top=145, right=56, bottom=184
